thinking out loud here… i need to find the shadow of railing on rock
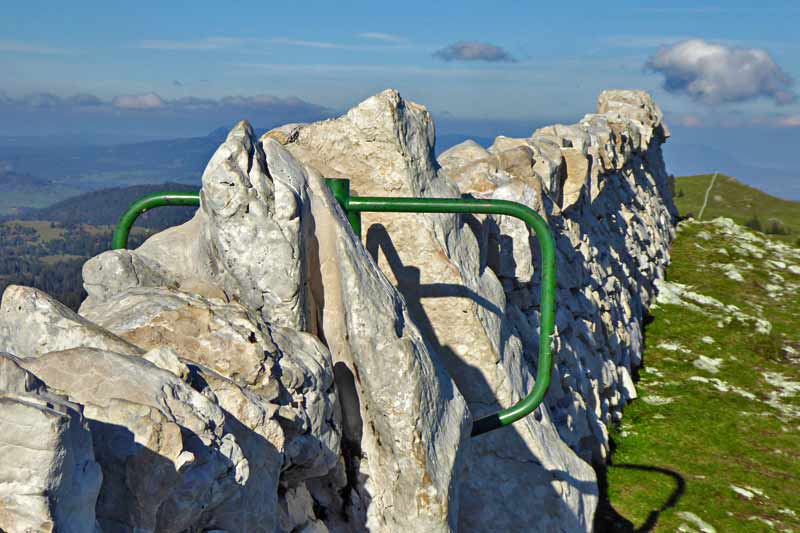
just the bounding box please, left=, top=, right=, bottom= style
left=365, top=222, right=592, bottom=531
left=594, top=460, right=686, bottom=533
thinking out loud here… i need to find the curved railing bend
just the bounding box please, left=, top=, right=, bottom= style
left=111, top=178, right=556, bottom=437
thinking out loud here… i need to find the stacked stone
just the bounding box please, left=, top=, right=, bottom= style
left=0, top=89, right=675, bottom=532
left=438, top=90, right=677, bottom=464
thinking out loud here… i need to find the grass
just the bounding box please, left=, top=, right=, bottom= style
left=0, top=220, right=149, bottom=244
left=4, top=220, right=66, bottom=242
left=674, top=174, right=800, bottom=243
left=598, top=192, right=800, bottom=530
left=39, top=254, right=86, bottom=265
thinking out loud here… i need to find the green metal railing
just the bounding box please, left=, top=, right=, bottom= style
left=111, top=178, right=556, bottom=437
left=111, top=191, right=201, bottom=250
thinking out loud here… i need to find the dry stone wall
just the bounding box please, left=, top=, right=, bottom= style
left=0, top=89, right=675, bottom=532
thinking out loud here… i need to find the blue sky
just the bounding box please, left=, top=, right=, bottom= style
left=1, top=1, right=799, bottom=196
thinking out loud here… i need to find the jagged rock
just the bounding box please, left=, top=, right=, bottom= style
left=270, top=88, right=597, bottom=531
left=142, top=346, right=190, bottom=380
left=81, top=286, right=279, bottom=392
left=80, top=279, right=340, bottom=480
left=277, top=483, right=329, bottom=532
left=303, top=160, right=470, bottom=531
left=0, top=350, right=46, bottom=393
left=0, top=285, right=141, bottom=358
left=0, top=88, right=680, bottom=532
left=0, top=354, right=103, bottom=533
left=435, top=89, right=676, bottom=468
left=19, top=348, right=279, bottom=532
left=80, top=118, right=470, bottom=531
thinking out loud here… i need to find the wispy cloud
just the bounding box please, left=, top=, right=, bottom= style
left=0, top=39, right=71, bottom=55
left=602, top=35, right=696, bottom=49
left=778, top=116, right=800, bottom=127
left=265, top=37, right=408, bottom=51
left=133, top=37, right=242, bottom=50
left=238, top=62, right=538, bottom=80
left=1, top=90, right=330, bottom=116
left=433, top=41, right=516, bottom=63
left=357, top=32, right=405, bottom=43
left=112, top=93, right=166, bottom=110
left=267, top=37, right=350, bottom=49
left=646, top=38, right=796, bottom=105
left=133, top=35, right=406, bottom=52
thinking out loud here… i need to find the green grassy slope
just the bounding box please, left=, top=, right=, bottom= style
left=675, top=174, right=800, bottom=243
left=598, top=183, right=800, bottom=531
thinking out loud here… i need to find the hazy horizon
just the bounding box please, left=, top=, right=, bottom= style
left=2, top=0, right=799, bottom=199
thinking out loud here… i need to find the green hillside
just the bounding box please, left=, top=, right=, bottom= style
left=599, top=217, right=800, bottom=531
left=597, top=176, right=800, bottom=531
left=674, top=174, right=800, bottom=243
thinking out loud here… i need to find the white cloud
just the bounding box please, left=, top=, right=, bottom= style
left=433, top=41, right=516, bottom=63
left=778, top=116, right=800, bottom=127
left=0, top=40, right=70, bottom=55
left=268, top=37, right=350, bottom=49
left=134, top=37, right=242, bottom=50
left=676, top=114, right=703, bottom=127
left=112, top=93, right=166, bottom=110
left=646, top=38, right=796, bottom=105
left=357, top=32, right=404, bottom=43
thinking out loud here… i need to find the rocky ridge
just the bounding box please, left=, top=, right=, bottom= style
left=0, top=89, right=676, bottom=532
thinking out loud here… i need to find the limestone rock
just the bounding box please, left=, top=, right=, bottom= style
left=0, top=354, right=102, bottom=533
left=0, top=285, right=141, bottom=358
left=305, top=164, right=470, bottom=531
left=200, top=121, right=309, bottom=330
left=0, top=87, right=679, bottom=532
left=19, top=348, right=279, bottom=532
left=271, top=88, right=597, bottom=532
left=81, top=286, right=279, bottom=392
left=437, top=89, right=677, bottom=469
left=79, top=117, right=470, bottom=531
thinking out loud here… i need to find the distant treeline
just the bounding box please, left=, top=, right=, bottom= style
left=1, top=183, right=199, bottom=311
left=0, top=257, right=87, bottom=310
left=0, top=222, right=155, bottom=311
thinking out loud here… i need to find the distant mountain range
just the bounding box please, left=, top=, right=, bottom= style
left=664, top=141, right=800, bottom=201
left=1, top=121, right=797, bottom=217
left=0, top=126, right=499, bottom=214
left=0, top=127, right=227, bottom=186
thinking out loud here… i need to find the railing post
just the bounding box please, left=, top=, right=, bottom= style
left=324, top=178, right=362, bottom=238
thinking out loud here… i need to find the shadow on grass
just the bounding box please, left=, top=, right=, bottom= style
left=594, top=461, right=686, bottom=532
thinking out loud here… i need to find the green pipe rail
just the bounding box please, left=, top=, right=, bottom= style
left=111, top=191, right=202, bottom=250
left=111, top=178, right=556, bottom=437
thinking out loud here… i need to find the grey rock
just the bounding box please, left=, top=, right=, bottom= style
left=0, top=285, right=142, bottom=358
left=0, top=87, right=680, bottom=532
left=19, top=348, right=275, bottom=532
left=0, top=353, right=102, bottom=533
left=436, top=89, right=677, bottom=468
left=272, top=88, right=597, bottom=532
left=81, top=286, right=279, bottom=392
left=304, top=161, right=471, bottom=531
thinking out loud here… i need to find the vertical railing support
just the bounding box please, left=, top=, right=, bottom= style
left=325, top=178, right=362, bottom=238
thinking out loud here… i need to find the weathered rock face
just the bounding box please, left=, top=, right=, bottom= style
left=0, top=89, right=675, bottom=532
left=439, top=89, right=676, bottom=465
left=270, top=89, right=600, bottom=531
left=0, top=354, right=102, bottom=533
